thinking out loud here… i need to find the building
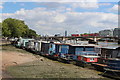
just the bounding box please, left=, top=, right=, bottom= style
left=113, top=28, right=120, bottom=37
left=65, top=31, right=67, bottom=37
left=99, top=29, right=113, bottom=37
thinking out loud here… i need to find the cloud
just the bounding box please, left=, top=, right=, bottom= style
left=53, top=14, right=66, bottom=23
left=98, top=3, right=111, bottom=6
left=109, top=4, right=118, bottom=13
left=36, top=2, right=63, bottom=9
left=2, top=7, right=118, bottom=35
left=36, top=0, right=99, bottom=9
left=0, top=6, right=3, bottom=9
left=2, top=0, right=119, bottom=2
left=71, top=0, right=99, bottom=9
left=0, top=2, right=4, bottom=9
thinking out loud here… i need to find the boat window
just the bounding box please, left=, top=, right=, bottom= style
left=85, top=47, right=94, bottom=51
left=75, top=47, right=84, bottom=55
left=90, top=58, right=94, bottom=61
left=76, top=47, right=84, bottom=51
left=61, top=45, right=69, bottom=53
left=62, top=45, right=69, bottom=48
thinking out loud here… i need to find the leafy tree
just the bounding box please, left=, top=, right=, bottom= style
left=2, top=21, right=11, bottom=37
left=27, top=29, right=37, bottom=38
left=2, top=18, right=38, bottom=38
left=83, top=33, right=88, bottom=35
left=0, top=23, right=2, bottom=36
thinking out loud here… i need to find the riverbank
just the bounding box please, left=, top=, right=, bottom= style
left=1, top=44, right=112, bottom=79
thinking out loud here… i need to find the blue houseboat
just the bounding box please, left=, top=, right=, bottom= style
left=68, top=44, right=100, bottom=67
left=55, top=43, right=71, bottom=62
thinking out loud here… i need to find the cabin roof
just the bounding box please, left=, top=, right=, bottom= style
left=70, top=44, right=100, bottom=47
left=21, top=38, right=34, bottom=40
left=54, top=43, right=71, bottom=45
left=33, top=40, right=42, bottom=43
left=81, top=55, right=100, bottom=58
left=41, top=41, right=50, bottom=43
left=53, top=42, right=60, bottom=44
left=102, top=46, right=120, bottom=49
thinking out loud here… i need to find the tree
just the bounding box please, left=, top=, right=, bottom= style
left=27, top=29, right=37, bottom=38
left=0, top=23, right=2, bottom=36
left=2, top=21, right=11, bottom=37
left=83, top=33, right=88, bottom=35
left=2, top=18, right=38, bottom=38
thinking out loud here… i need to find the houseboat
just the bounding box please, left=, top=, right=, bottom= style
left=41, top=41, right=55, bottom=56
left=101, top=46, right=120, bottom=58
left=15, top=38, right=24, bottom=48
left=15, top=38, right=34, bottom=48
left=92, top=46, right=120, bottom=71
left=25, top=40, right=35, bottom=52
left=34, top=40, right=42, bottom=54
left=21, top=39, right=34, bottom=49
left=56, top=43, right=71, bottom=62
left=69, top=44, right=100, bottom=67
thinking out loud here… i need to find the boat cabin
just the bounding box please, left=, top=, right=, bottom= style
left=15, top=38, right=34, bottom=48
left=15, top=38, right=24, bottom=48
left=34, top=40, right=42, bottom=53
left=22, top=39, right=34, bottom=49
left=41, top=41, right=55, bottom=56
left=77, top=55, right=99, bottom=63
left=101, top=46, right=120, bottom=59
left=69, top=44, right=100, bottom=63
left=27, top=40, right=35, bottom=51
left=55, top=43, right=70, bottom=59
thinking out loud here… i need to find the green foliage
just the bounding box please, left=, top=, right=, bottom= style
left=83, top=33, right=88, bottom=35
left=2, top=18, right=38, bottom=38
left=26, top=29, right=37, bottom=38
left=0, top=23, right=2, bottom=36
